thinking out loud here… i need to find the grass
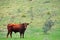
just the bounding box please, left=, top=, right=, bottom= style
left=0, top=26, right=60, bottom=40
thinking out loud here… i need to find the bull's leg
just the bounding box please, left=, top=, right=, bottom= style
left=20, top=33, right=22, bottom=38
left=20, top=32, right=24, bottom=38
left=7, top=31, right=10, bottom=38
left=10, top=32, right=12, bottom=38
left=22, top=33, right=24, bottom=38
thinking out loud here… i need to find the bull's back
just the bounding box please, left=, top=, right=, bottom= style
left=7, top=24, right=24, bottom=32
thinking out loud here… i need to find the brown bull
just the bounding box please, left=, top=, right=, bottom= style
left=7, top=23, right=29, bottom=38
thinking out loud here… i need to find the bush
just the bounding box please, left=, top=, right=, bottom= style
left=29, top=0, right=32, bottom=1
left=21, top=15, right=26, bottom=17
left=43, top=1, right=50, bottom=4
left=43, top=19, right=54, bottom=34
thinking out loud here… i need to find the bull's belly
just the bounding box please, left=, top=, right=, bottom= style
left=13, top=31, right=19, bottom=33
left=12, top=29, right=20, bottom=33
left=12, top=29, right=25, bottom=33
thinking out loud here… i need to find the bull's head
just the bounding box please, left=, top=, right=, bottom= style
left=22, top=23, right=29, bottom=28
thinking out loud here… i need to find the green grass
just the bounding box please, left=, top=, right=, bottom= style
left=0, top=26, right=60, bottom=40
left=0, top=0, right=60, bottom=40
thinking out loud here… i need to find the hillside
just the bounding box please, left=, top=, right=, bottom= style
left=0, top=0, right=60, bottom=40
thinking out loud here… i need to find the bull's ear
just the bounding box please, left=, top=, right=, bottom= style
left=22, top=23, right=24, bottom=25
left=27, top=23, right=29, bottom=25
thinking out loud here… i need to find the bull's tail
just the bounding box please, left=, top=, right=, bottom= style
left=7, top=24, right=10, bottom=29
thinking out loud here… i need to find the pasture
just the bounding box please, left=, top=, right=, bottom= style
left=0, top=0, right=60, bottom=40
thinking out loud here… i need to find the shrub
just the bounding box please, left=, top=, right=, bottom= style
left=29, top=0, right=32, bottom=1
left=43, top=19, right=54, bottom=34
left=43, top=1, right=50, bottom=4
left=21, top=15, right=26, bottom=17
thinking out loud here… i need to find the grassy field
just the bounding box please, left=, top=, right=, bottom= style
left=0, top=0, right=60, bottom=40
